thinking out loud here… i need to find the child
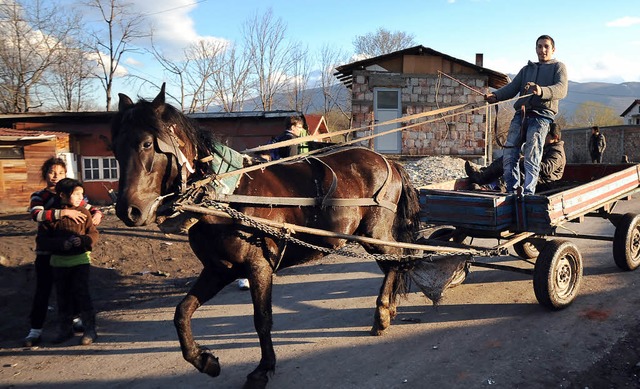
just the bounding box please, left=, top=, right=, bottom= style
left=36, top=178, right=100, bottom=345
left=24, top=157, right=102, bottom=347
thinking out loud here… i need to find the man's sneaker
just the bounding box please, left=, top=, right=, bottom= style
left=23, top=330, right=42, bottom=347
left=237, top=278, right=250, bottom=290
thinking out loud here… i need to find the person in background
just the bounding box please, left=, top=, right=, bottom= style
left=485, top=35, right=568, bottom=195
left=269, top=115, right=306, bottom=161
left=23, top=157, right=103, bottom=347
left=589, top=126, right=606, bottom=163
left=466, top=122, right=565, bottom=193
left=37, top=178, right=100, bottom=345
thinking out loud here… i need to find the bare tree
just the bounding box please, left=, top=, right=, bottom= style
left=571, top=101, right=623, bottom=128
left=317, top=43, right=350, bottom=121
left=86, top=0, right=148, bottom=111
left=353, top=27, right=416, bottom=58
left=286, top=44, right=311, bottom=112
left=45, top=32, right=97, bottom=111
left=0, top=0, right=80, bottom=112
left=145, top=40, right=190, bottom=110
left=182, top=39, right=226, bottom=113
left=242, top=8, right=297, bottom=111
left=209, top=43, right=251, bottom=112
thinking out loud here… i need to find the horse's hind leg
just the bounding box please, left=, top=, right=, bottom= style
left=174, top=268, right=228, bottom=377
left=243, top=261, right=276, bottom=389
left=370, top=265, right=399, bottom=336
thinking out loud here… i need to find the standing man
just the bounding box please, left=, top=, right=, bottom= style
left=589, top=126, right=606, bottom=163
left=485, top=35, right=568, bottom=195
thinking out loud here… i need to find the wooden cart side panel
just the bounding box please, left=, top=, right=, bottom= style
left=419, top=190, right=513, bottom=230
left=547, top=165, right=640, bottom=223
left=418, top=164, right=640, bottom=234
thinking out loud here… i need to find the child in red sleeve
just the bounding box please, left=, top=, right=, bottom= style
left=23, top=157, right=102, bottom=347
left=37, top=178, right=100, bottom=345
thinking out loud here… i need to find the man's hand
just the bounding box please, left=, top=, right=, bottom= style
left=61, top=209, right=87, bottom=224
left=524, top=82, right=541, bottom=96
left=484, top=93, right=498, bottom=104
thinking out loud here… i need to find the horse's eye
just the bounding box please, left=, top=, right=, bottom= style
left=143, top=141, right=153, bottom=150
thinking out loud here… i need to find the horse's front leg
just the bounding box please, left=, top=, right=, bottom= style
left=243, top=261, right=276, bottom=389
left=174, top=268, right=227, bottom=377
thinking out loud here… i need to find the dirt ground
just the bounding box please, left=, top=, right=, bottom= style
left=0, top=209, right=202, bottom=345
left=2, top=210, right=640, bottom=387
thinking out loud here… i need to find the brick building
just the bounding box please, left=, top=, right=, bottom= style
left=334, top=45, right=509, bottom=160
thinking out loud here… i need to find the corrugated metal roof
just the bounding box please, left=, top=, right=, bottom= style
left=188, top=110, right=302, bottom=120
left=0, top=128, right=67, bottom=142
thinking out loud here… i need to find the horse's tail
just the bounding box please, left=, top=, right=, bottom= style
left=392, top=161, right=421, bottom=247
left=390, top=161, right=422, bottom=297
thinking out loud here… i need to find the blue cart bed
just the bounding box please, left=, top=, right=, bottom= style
left=419, top=163, right=640, bottom=235
left=416, top=163, right=640, bottom=310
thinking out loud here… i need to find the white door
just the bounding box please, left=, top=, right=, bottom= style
left=373, top=88, right=401, bottom=153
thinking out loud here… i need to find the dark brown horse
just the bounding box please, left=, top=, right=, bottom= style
left=110, top=84, right=421, bottom=388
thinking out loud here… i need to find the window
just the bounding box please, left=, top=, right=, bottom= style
left=376, top=90, right=399, bottom=109
left=0, top=146, right=24, bottom=159
left=82, top=156, right=118, bottom=181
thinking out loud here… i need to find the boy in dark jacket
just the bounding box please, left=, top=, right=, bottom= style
left=37, top=178, right=100, bottom=345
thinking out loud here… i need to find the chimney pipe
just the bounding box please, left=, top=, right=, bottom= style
left=476, top=53, right=483, bottom=67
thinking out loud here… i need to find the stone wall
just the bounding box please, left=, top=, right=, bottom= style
left=350, top=70, right=490, bottom=157
left=561, top=125, right=640, bottom=163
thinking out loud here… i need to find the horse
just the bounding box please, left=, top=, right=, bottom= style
left=110, top=84, right=422, bottom=389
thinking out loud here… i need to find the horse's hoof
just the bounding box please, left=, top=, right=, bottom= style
left=199, top=349, right=221, bottom=377
left=370, top=325, right=387, bottom=336
left=243, top=376, right=269, bottom=389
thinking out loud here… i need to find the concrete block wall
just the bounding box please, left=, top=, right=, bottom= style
left=562, top=125, right=640, bottom=163
left=351, top=70, right=489, bottom=156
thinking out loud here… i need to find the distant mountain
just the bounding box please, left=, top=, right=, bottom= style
left=561, top=81, right=640, bottom=118
left=236, top=81, right=640, bottom=119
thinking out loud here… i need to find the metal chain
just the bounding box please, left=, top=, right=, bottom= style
left=196, top=198, right=500, bottom=263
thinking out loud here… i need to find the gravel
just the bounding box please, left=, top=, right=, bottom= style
left=400, top=156, right=468, bottom=187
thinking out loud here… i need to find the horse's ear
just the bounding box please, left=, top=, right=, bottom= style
left=118, top=93, right=134, bottom=112
left=152, top=83, right=166, bottom=113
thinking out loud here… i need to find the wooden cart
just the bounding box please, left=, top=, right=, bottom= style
left=418, top=163, right=640, bottom=309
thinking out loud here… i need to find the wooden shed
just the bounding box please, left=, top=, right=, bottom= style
left=190, top=110, right=307, bottom=151
left=334, top=45, right=509, bottom=161
left=0, top=128, right=70, bottom=213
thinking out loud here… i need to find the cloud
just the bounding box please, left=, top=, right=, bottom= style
left=568, top=52, right=640, bottom=83
left=606, top=16, right=640, bottom=27
left=123, top=0, right=230, bottom=59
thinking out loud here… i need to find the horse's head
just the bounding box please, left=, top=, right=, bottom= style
left=111, top=84, right=199, bottom=226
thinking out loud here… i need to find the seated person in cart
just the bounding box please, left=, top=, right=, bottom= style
left=465, top=122, right=565, bottom=193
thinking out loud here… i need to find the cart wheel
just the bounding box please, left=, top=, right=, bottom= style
left=533, top=239, right=582, bottom=310
left=513, top=239, right=539, bottom=259
left=428, top=226, right=467, bottom=244
left=613, top=213, right=640, bottom=271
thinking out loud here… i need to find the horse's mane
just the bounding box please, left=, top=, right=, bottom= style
left=113, top=97, right=218, bottom=158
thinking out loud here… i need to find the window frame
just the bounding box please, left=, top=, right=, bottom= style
left=82, top=156, right=119, bottom=182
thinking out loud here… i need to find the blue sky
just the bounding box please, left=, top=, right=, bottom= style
left=68, top=0, right=640, bottom=101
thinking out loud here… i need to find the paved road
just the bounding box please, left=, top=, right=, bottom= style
left=2, top=198, right=640, bottom=388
